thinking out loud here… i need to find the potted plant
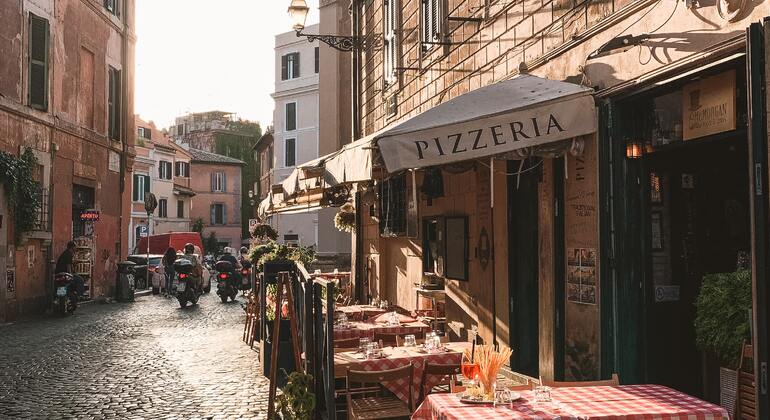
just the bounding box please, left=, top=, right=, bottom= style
left=694, top=269, right=752, bottom=412
left=334, top=203, right=356, bottom=233
left=275, top=370, right=315, bottom=419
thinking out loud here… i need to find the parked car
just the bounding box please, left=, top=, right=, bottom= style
left=127, top=254, right=164, bottom=290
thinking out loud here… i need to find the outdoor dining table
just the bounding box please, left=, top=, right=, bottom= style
left=411, top=384, right=729, bottom=420
left=333, top=304, right=387, bottom=321
left=334, top=342, right=471, bottom=405
left=333, top=320, right=433, bottom=341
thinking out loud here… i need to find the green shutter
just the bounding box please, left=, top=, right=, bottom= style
left=144, top=175, right=150, bottom=194
left=210, top=204, right=216, bottom=224
left=281, top=55, right=289, bottom=80
left=293, top=53, right=300, bottom=78
left=29, top=14, right=49, bottom=111
left=133, top=175, right=139, bottom=201
left=222, top=204, right=227, bottom=225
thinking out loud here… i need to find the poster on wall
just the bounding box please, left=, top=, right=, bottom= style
left=567, top=247, right=597, bottom=305
left=683, top=70, right=736, bottom=141
left=6, top=269, right=15, bottom=294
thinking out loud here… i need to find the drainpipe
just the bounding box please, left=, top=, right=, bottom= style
left=351, top=0, right=360, bottom=141
left=119, top=0, right=130, bottom=261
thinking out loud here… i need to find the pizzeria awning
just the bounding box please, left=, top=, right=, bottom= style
left=375, top=74, right=597, bottom=172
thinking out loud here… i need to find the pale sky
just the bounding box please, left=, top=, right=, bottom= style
left=135, top=0, right=320, bottom=130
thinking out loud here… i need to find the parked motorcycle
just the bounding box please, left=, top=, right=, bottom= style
left=174, top=259, right=201, bottom=308
left=53, top=272, right=78, bottom=315
left=215, top=260, right=239, bottom=303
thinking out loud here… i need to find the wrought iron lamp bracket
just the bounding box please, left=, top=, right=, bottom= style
left=295, top=29, right=364, bottom=52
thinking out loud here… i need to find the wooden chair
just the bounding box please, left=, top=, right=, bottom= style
left=736, top=340, right=756, bottom=420
left=418, top=363, right=460, bottom=406
left=542, top=373, right=620, bottom=387
left=374, top=332, right=399, bottom=347
left=334, top=337, right=361, bottom=349
left=346, top=364, right=413, bottom=420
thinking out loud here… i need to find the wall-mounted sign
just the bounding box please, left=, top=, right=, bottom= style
left=683, top=70, right=736, bottom=141
left=655, top=285, right=680, bottom=303
left=79, top=210, right=100, bottom=222
left=137, top=225, right=149, bottom=238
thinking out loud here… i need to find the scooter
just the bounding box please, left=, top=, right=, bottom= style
left=215, top=261, right=239, bottom=303
left=174, top=259, right=201, bottom=308
left=53, top=272, right=78, bottom=315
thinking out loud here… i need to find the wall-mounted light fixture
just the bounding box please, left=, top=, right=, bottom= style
left=626, top=138, right=643, bottom=159
left=288, top=0, right=364, bottom=52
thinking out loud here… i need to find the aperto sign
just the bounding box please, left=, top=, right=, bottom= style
left=79, top=210, right=100, bottom=222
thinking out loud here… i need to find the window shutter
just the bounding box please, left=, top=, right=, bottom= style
left=108, top=68, right=121, bottom=140
left=158, top=164, right=163, bottom=179
left=133, top=175, right=139, bottom=201
left=175, top=162, right=179, bottom=177
left=146, top=128, right=152, bottom=140
left=421, top=0, right=429, bottom=45
left=281, top=55, right=289, bottom=80
left=314, top=47, right=319, bottom=73
left=223, top=172, right=227, bottom=192
left=144, top=175, right=150, bottom=193
left=210, top=173, right=215, bottom=191
left=431, top=0, right=439, bottom=41
left=210, top=205, right=215, bottom=224
left=293, top=53, right=300, bottom=78
left=286, top=103, right=296, bottom=131
left=223, top=204, right=227, bottom=225
left=29, top=14, right=49, bottom=111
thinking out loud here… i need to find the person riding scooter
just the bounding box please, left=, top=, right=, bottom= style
left=215, top=247, right=241, bottom=302
left=238, top=246, right=253, bottom=292
left=54, top=241, right=85, bottom=313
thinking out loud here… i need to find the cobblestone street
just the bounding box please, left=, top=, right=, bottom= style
left=0, top=288, right=268, bottom=419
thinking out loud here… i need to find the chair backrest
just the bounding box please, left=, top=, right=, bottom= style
left=737, top=341, right=756, bottom=420
left=542, top=373, right=620, bottom=388
left=346, top=364, right=414, bottom=411
left=334, top=337, right=360, bottom=349
left=373, top=332, right=399, bottom=347
left=419, top=362, right=460, bottom=405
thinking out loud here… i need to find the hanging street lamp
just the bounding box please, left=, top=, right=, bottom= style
left=287, top=0, right=364, bottom=52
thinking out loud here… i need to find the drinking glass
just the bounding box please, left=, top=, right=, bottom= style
left=494, top=388, right=513, bottom=408
left=534, top=385, right=552, bottom=403
left=403, top=334, right=416, bottom=347
left=461, top=362, right=480, bottom=381
left=358, top=337, right=370, bottom=353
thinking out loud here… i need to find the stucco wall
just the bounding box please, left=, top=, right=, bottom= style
left=189, top=162, right=243, bottom=247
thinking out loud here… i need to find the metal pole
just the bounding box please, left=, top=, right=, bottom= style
left=146, top=215, right=151, bottom=290
left=490, top=158, right=497, bottom=348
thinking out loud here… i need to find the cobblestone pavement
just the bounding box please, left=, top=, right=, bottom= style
left=0, top=287, right=268, bottom=419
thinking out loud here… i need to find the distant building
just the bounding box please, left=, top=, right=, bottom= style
left=169, top=110, right=260, bottom=238
left=188, top=148, right=245, bottom=252
left=129, top=117, right=195, bottom=253
left=266, top=25, right=350, bottom=259
left=253, top=128, right=274, bottom=202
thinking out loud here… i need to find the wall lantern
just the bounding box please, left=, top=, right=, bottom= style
left=626, top=139, right=643, bottom=159
left=287, top=0, right=364, bottom=52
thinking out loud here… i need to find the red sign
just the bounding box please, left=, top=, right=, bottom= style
left=80, top=210, right=100, bottom=222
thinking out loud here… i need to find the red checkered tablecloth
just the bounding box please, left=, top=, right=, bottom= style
left=336, top=343, right=468, bottom=407
left=333, top=321, right=432, bottom=341
left=412, top=385, right=729, bottom=420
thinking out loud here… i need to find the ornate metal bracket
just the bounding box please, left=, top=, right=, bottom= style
left=295, top=29, right=364, bottom=52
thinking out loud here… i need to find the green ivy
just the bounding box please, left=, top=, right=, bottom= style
left=694, top=270, right=752, bottom=369
left=0, top=148, right=41, bottom=243
left=192, top=218, right=204, bottom=234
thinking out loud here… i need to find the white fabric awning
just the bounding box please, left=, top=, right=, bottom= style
left=376, top=74, right=597, bottom=172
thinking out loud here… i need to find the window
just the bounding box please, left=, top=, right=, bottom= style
left=384, top=0, right=400, bottom=86
left=421, top=0, right=444, bottom=53
left=285, top=102, right=297, bottom=131
left=423, top=217, right=445, bottom=274
left=281, top=52, right=300, bottom=80
left=284, top=234, right=299, bottom=245
left=28, top=13, right=49, bottom=111
left=285, top=138, right=296, bottom=167
left=177, top=124, right=184, bottom=136
left=177, top=200, right=184, bottom=218
left=158, top=161, right=172, bottom=180
left=210, top=203, right=226, bottom=225
left=137, top=127, right=151, bottom=139
left=104, top=0, right=120, bottom=17
left=132, top=174, right=150, bottom=202
left=175, top=161, right=190, bottom=177
left=314, top=47, right=319, bottom=73
left=158, top=199, right=168, bottom=218
left=211, top=172, right=226, bottom=192
left=108, top=67, right=121, bottom=141
left=378, top=174, right=407, bottom=236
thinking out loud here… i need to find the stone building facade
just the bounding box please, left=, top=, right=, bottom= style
left=0, top=0, right=135, bottom=321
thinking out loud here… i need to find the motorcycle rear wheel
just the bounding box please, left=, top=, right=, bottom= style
left=178, top=298, right=188, bottom=308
